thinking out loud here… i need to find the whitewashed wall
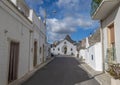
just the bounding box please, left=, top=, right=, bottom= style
left=51, top=40, right=77, bottom=57
left=0, top=4, right=32, bottom=85
left=79, top=49, right=87, bottom=59
left=114, top=5, right=120, bottom=63
left=86, top=43, right=103, bottom=71
left=0, top=1, right=46, bottom=85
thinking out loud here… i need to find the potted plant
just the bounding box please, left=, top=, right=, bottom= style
left=107, top=63, right=120, bottom=85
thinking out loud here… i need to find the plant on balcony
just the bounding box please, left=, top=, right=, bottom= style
left=107, top=64, right=120, bottom=79
left=91, top=0, right=102, bottom=15
left=93, top=0, right=102, bottom=4
left=107, top=64, right=120, bottom=85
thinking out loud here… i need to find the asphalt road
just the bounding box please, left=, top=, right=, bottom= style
left=22, top=55, right=100, bottom=85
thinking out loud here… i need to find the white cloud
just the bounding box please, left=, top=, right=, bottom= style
left=39, top=7, right=45, bottom=18
left=57, top=0, right=79, bottom=8
left=47, top=16, right=95, bottom=42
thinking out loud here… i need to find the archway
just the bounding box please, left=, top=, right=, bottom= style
left=64, top=46, right=67, bottom=54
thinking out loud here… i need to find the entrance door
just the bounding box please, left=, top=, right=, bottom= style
left=107, top=23, right=116, bottom=63
left=8, top=41, right=19, bottom=83
left=64, top=47, right=67, bottom=54
left=33, top=41, right=37, bottom=67
left=42, top=44, right=44, bottom=63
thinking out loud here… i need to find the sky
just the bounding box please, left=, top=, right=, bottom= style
left=25, top=0, right=100, bottom=43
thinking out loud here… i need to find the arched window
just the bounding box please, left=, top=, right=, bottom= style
left=64, top=42, right=66, bottom=44
left=58, top=48, right=60, bottom=51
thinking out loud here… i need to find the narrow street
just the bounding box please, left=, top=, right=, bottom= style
left=22, top=55, right=100, bottom=85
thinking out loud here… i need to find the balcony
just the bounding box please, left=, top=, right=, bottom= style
left=91, top=0, right=120, bottom=20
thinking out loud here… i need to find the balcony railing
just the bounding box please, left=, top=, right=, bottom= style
left=106, top=46, right=116, bottom=64
left=91, top=0, right=102, bottom=16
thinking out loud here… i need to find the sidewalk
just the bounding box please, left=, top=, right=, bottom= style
left=9, top=57, right=54, bottom=85
left=79, top=63, right=112, bottom=85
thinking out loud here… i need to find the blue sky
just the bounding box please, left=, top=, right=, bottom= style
left=25, top=0, right=100, bottom=43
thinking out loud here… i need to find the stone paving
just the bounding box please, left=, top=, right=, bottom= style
left=22, top=56, right=100, bottom=85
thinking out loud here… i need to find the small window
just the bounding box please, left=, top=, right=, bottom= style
left=71, top=53, right=74, bottom=55
left=71, top=48, right=73, bottom=51
left=64, top=42, right=66, bottom=44
left=91, top=55, right=94, bottom=60
left=58, top=48, right=60, bottom=51
left=40, top=47, right=41, bottom=54
left=53, top=48, right=55, bottom=51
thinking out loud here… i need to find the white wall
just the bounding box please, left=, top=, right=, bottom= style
left=0, top=5, right=32, bottom=85
left=114, top=6, right=120, bottom=63
left=86, top=43, right=103, bottom=71
left=79, top=49, right=87, bottom=59
left=51, top=40, right=77, bottom=57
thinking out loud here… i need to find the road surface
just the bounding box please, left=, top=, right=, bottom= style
left=22, top=55, right=100, bottom=85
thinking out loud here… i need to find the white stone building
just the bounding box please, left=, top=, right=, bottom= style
left=0, top=0, right=46, bottom=85
left=91, top=0, right=120, bottom=70
left=51, top=35, right=77, bottom=57
left=79, top=29, right=103, bottom=71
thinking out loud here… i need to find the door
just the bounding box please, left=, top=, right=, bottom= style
left=107, top=23, right=116, bottom=63
left=8, top=41, right=19, bottom=83
left=33, top=41, right=37, bottom=67
left=64, top=47, right=67, bottom=54
left=42, top=44, right=44, bottom=63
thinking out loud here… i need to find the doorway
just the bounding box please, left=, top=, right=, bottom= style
left=33, top=41, right=37, bottom=67
left=8, top=41, right=19, bottom=83
left=64, top=46, right=67, bottom=54
left=107, top=23, right=116, bottom=63
left=42, top=44, right=44, bottom=63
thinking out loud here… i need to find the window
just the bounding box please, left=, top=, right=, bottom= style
left=39, top=47, right=41, bottom=54
left=58, top=48, right=60, bottom=51
left=91, top=55, right=94, bottom=60
left=71, top=53, right=74, bottom=55
left=53, top=48, right=55, bottom=51
left=71, top=48, right=73, bottom=51
left=64, top=42, right=66, bottom=44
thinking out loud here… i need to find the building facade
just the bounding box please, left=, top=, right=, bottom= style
left=91, top=0, right=120, bottom=70
left=0, top=0, right=46, bottom=85
left=51, top=35, right=77, bottom=57
left=79, top=29, right=103, bottom=71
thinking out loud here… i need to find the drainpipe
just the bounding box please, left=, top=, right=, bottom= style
left=100, top=20, right=105, bottom=72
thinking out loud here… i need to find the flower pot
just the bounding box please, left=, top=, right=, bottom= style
left=111, top=78, right=120, bottom=85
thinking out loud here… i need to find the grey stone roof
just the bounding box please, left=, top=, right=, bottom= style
left=64, top=35, right=76, bottom=44
left=88, top=29, right=101, bottom=46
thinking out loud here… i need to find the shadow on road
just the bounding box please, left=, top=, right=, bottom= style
left=22, top=55, right=100, bottom=85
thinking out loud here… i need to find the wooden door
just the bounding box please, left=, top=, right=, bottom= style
left=42, top=44, right=44, bottom=63
left=8, top=41, right=19, bottom=83
left=33, top=41, right=37, bottom=67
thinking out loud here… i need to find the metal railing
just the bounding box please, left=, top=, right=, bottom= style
left=91, top=0, right=102, bottom=16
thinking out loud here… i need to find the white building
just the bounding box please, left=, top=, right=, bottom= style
left=91, top=0, right=120, bottom=70
left=51, top=35, right=77, bottom=57
left=79, top=29, right=103, bottom=71
left=0, top=0, right=46, bottom=85
left=28, top=9, right=46, bottom=70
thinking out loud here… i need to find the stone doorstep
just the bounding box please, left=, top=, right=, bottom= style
left=80, top=63, right=111, bottom=85
left=9, top=57, right=54, bottom=85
